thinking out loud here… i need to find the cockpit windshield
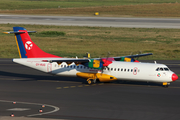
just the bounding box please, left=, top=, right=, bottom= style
left=164, top=68, right=169, bottom=71
left=156, top=67, right=169, bottom=71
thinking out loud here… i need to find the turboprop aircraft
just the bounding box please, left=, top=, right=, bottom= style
left=4, top=27, right=178, bottom=87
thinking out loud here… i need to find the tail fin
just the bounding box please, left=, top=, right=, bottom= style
left=4, top=27, right=61, bottom=58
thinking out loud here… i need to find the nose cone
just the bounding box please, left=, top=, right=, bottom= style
left=172, top=73, right=178, bottom=81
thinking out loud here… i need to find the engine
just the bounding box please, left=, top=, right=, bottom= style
left=83, top=59, right=103, bottom=69
left=120, top=57, right=139, bottom=62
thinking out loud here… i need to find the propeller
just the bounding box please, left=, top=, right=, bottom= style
left=130, top=51, right=142, bottom=61
left=101, top=52, right=111, bottom=74
left=136, top=51, right=142, bottom=60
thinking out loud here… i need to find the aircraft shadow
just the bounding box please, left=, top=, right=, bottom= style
left=0, top=70, right=164, bottom=87
left=0, top=70, right=84, bottom=82
left=115, top=80, right=163, bottom=87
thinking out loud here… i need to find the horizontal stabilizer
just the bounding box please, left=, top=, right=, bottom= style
left=3, top=31, right=36, bottom=34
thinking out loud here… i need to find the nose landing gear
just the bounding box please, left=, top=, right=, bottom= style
left=163, top=82, right=170, bottom=88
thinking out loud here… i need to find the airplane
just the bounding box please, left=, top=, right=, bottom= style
left=3, top=27, right=178, bottom=87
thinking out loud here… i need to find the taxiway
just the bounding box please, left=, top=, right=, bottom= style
left=0, top=59, right=180, bottom=120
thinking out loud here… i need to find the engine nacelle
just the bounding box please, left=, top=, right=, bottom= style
left=83, top=59, right=103, bottom=69
left=120, top=57, right=139, bottom=62
left=76, top=72, right=117, bottom=82
left=96, top=73, right=117, bottom=82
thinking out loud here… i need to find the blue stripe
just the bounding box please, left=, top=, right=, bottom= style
left=13, top=27, right=27, bottom=58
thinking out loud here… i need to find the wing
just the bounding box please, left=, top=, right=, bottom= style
left=42, top=53, right=153, bottom=69
left=42, top=59, right=90, bottom=63
left=113, top=53, right=153, bottom=61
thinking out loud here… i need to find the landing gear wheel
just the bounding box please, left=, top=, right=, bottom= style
left=87, top=79, right=92, bottom=85
left=164, top=85, right=169, bottom=88
left=163, top=83, right=170, bottom=88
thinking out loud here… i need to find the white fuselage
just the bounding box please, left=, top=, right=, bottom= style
left=13, top=58, right=175, bottom=83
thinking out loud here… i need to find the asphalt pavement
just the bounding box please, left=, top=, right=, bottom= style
left=0, top=14, right=180, bottom=28
left=0, top=59, right=180, bottom=120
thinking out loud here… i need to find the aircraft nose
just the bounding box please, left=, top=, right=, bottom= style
left=172, top=73, right=178, bottom=81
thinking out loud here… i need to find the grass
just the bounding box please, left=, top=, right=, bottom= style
left=1, top=24, right=180, bottom=60
left=0, top=0, right=179, bottom=10
left=0, top=1, right=180, bottom=17
left=36, top=31, right=66, bottom=37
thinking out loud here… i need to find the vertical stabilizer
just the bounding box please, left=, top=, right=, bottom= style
left=12, top=27, right=60, bottom=58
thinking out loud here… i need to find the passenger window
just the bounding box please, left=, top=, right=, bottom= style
left=64, top=65, right=66, bottom=67
left=121, top=68, right=123, bottom=71
left=131, top=69, right=133, bottom=72
left=114, top=68, right=116, bottom=71
left=124, top=69, right=126, bottom=72
left=77, top=66, right=79, bottom=68
left=156, top=68, right=159, bottom=71
left=118, top=68, right=120, bottom=71
left=128, top=69, right=129, bottom=72
left=111, top=68, right=113, bottom=71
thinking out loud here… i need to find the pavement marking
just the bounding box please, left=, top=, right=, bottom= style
left=110, top=83, right=180, bottom=89
left=0, top=100, right=60, bottom=117
left=0, top=116, right=67, bottom=120
left=7, top=108, right=30, bottom=111
left=56, top=84, right=99, bottom=90
left=168, top=86, right=180, bottom=89
left=55, top=82, right=180, bottom=90
left=78, top=85, right=83, bottom=87
left=0, top=78, right=26, bottom=81
left=98, top=83, right=104, bottom=85
left=63, top=86, right=69, bottom=88
left=38, top=80, right=81, bottom=84
left=0, top=64, right=17, bottom=65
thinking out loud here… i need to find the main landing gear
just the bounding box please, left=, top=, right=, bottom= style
left=87, top=78, right=97, bottom=85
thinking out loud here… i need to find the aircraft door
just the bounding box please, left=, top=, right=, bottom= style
left=133, top=67, right=138, bottom=75
left=47, top=63, right=52, bottom=72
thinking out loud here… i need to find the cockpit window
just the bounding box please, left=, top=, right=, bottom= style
left=164, top=68, right=169, bottom=71
left=160, top=68, right=163, bottom=71
left=156, top=68, right=159, bottom=71
left=156, top=67, right=169, bottom=71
